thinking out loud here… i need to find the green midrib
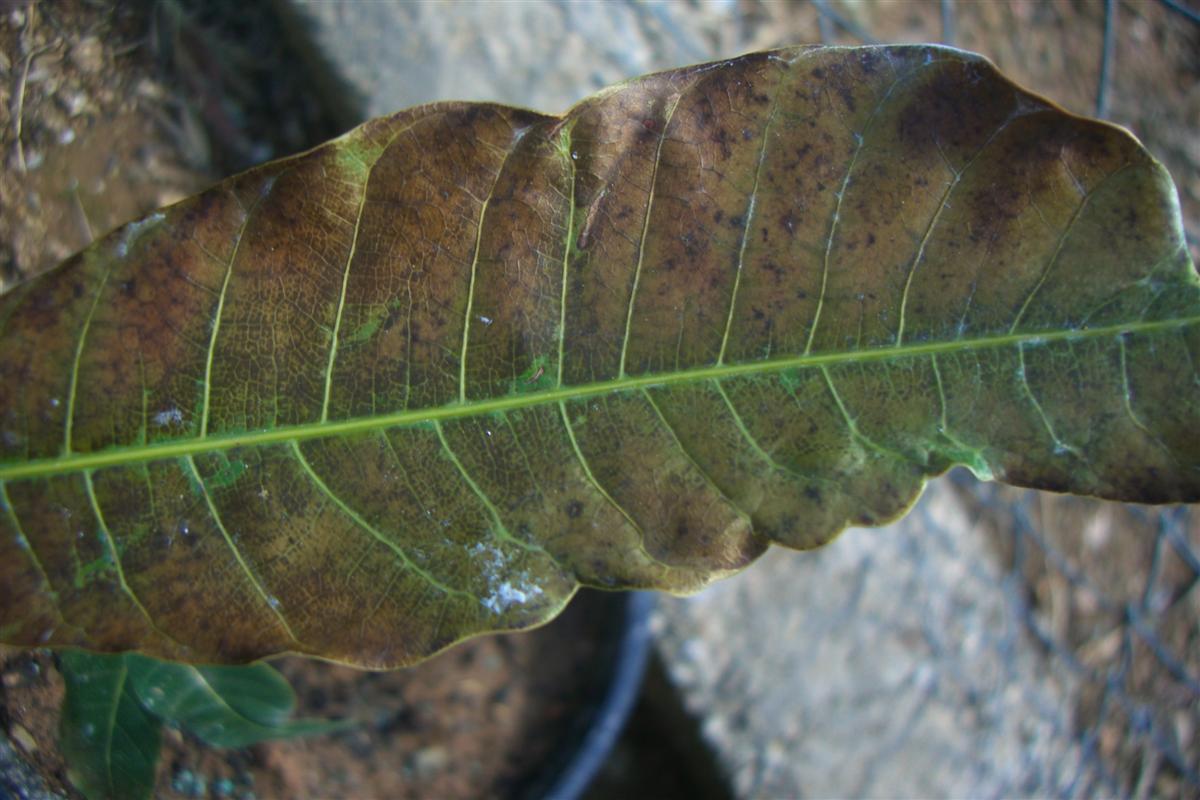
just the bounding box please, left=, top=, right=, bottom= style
left=1, top=315, right=1195, bottom=482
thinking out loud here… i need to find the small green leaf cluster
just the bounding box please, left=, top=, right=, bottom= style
left=57, top=651, right=342, bottom=800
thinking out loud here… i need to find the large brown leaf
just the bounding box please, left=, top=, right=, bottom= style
left=0, top=45, right=1196, bottom=668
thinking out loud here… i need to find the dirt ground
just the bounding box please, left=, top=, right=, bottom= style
left=1, top=589, right=625, bottom=800
left=0, top=0, right=338, bottom=291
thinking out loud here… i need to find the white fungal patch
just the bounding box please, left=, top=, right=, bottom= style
left=470, top=542, right=543, bottom=614
left=471, top=542, right=505, bottom=580
left=153, top=407, right=184, bottom=427
left=483, top=580, right=542, bottom=613
left=115, top=212, right=165, bottom=258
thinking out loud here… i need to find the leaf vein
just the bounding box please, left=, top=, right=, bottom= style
left=64, top=265, right=112, bottom=455
left=0, top=480, right=69, bottom=630
left=1009, top=164, right=1131, bottom=333
left=432, top=420, right=545, bottom=556
left=896, top=115, right=1020, bottom=344
left=718, top=70, right=783, bottom=365
left=183, top=454, right=302, bottom=645
left=556, top=121, right=578, bottom=388
left=619, top=88, right=689, bottom=379
left=103, top=658, right=128, bottom=794
left=199, top=180, right=278, bottom=438
left=819, top=366, right=900, bottom=460
left=83, top=470, right=184, bottom=649
left=290, top=440, right=472, bottom=600
left=806, top=63, right=906, bottom=356
left=1118, top=334, right=1174, bottom=457
left=459, top=124, right=531, bottom=403
left=929, top=353, right=980, bottom=460
left=712, top=379, right=830, bottom=486
left=555, top=400, right=674, bottom=575
left=319, top=168, right=372, bottom=423
left=1015, top=344, right=1080, bottom=457
left=641, top=388, right=757, bottom=522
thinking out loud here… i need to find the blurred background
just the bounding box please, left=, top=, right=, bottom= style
left=0, top=1, right=1197, bottom=798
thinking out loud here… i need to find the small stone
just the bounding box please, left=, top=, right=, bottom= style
left=69, top=37, right=104, bottom=73
left=344, top=728, right=373, bottom=759
left=10, top=723, right=37, bottom=753
left=60, top=91, right=89, bottom=117
left=170, top=768, right=207, bottom=798
left=410, top=745, right=449, bottom=778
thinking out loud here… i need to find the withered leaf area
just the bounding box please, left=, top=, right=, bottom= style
left=0, top=46, right=1196, bottom=668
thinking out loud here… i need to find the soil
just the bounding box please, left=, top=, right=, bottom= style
left=956, top=480, right=1200, bottom=798
left=0, top=0, right=339, bottom=292
left=0, top=589, right=626, bottom=800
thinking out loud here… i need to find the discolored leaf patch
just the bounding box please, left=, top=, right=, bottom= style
left=1, top=45, right=1197, bottom=668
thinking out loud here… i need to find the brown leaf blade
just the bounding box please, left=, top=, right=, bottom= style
left=0, top=46, right=1196, bottom=667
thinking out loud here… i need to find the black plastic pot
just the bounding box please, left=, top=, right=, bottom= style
left=528, top=591, right=656, bottom=800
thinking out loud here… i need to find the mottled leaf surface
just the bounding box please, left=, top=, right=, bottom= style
left=1, top=46, right=1197, bottom=668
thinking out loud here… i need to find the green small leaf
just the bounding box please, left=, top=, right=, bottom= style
left=126, top=654, right=343, bottom=748
left=59, top=651, right=162, bottom=800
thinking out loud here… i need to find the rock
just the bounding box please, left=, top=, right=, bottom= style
left=69, top=36, right=104, bottom=74
left=653, top=479, right=1099, bottom=797
left=0, top=733, right=57, bottom=800
left=410, top=745, right=449, bottom=779
left=8, top=723, right=37, bottom=754
left=280, top=1, right=732, bottom=122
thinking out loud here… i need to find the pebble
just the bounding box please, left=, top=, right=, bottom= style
left=410, top=745, right=449, bottom=778
left=171, top=768, right=207, bottom=798
left=69, top=37, right=104, bottom=73
left=9, top=724, right=37, bottom=754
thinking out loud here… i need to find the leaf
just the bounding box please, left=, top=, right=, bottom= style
left=126, top=654, right=345, bottom=747
left=59, top=651, right=162, bottom=800
left=0, top=45, right=1197, bottom=668
left=59, top=652, right=337, bottom=800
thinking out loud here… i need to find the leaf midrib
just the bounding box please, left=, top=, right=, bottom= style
left=1, top=315, right=1193, bottom=482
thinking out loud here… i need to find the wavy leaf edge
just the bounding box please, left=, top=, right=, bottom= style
left=0, top=44, right=1196, bottom=669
